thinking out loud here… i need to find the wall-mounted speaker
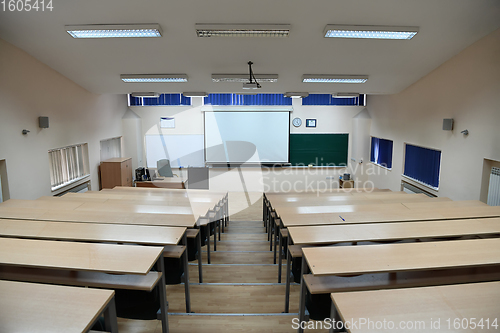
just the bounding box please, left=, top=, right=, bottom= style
left=443, top=118, right=453, bottom=131
left=39, top=116, right=49, bottom=128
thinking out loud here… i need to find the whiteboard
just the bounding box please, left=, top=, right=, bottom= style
left=145, top=134, right=205, bottom=168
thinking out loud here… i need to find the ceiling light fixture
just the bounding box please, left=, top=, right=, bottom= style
left=302, top=75, right=368, bottom=84
left=284, top=92, right=309, bottom=98
left=332, top=92, right=360, bottom=98
left=211, top=74, right=278, bottom=83
left=65, top=24, right=163, bottom=38
left=182, top=92, right=208, bottom=97
left=121, top=74, right=188, bottom=83
left=131, top=92, right=160, bottom=98
left=324, top=25, right=418, bottom=40
left=196, top=24, right=290, bottom=37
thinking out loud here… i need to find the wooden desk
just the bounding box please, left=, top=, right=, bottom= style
left=0, top=280, right=118, bottom=333
left=403, top=199, right=486, bottom=210
left=0, top=218, right=194, bottom=313
left=331, top=281, right=500, bottom=333
left=135, top=178, right=186, bottom=189
left=0, top=199, right=84, bottom=210
left=278, top=205, right=500, bottom=227
left=0, top=237, right=162, bottom=274
left=283, top=219, right=500, bottom=312
left=0, top=237, right=169, bottom=333
left=339, top=178, right=354, bottom=189
left=0, top=218, right=186, bottom=246
left=0, top=206, right=197, bottom=227
left=296, top=238, right=500, bottom=333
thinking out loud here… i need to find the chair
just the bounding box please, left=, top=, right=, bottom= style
left=157, top=159, right=173, bottom=177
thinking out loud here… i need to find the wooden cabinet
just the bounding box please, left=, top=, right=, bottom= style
left=100, top=158, right=132, bottom=189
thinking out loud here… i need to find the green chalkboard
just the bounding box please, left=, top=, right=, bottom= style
left=289, top=134, right=348, bottom=166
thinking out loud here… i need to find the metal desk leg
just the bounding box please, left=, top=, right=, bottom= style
left=269, top=215, right=274, bottom=251
left=197, top=229, right=203, bottom=283
left=278, top=228, right=283, bottom=282
left=181, top=233, right=191, bottom=313
left=284, top=235, right=292, bottom=313
left=273, top=221, right=278, bottom=264
left=298, top=255, right=310, bottom=333
left=206, top=225, right=211, bottom=264
left=157, top=254, right=169, bottom=333
left=218, top=220, right=221, bottom=240
left=213, top=221, right=217, bottom=252
left=103, top=297, right=119, bottom=333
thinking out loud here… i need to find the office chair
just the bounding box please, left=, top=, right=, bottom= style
left=157, top=159, right=174, bottom=177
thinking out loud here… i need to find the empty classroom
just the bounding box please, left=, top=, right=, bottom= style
left=1, top=1, right=500, bottom=333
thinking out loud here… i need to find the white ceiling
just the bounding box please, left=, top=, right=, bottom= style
left=1, top=0, right=499, bottom=95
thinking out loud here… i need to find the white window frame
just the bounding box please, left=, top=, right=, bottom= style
left=49, top=143, right=90, bottom=192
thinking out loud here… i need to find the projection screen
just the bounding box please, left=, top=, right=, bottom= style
left=204, top=111, right=290, bottom=164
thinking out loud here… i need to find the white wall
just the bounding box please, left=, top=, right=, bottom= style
left=367, top=28, right=500, bottom=200
left=0, top=38, right=127, bottom=199
left=127, top=97, right=366, bottom=192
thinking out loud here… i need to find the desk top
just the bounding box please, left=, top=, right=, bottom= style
left=303, top=238, right=500, bottom=276
left=0, top=218, right=186, bottom=246
left=279, top=205, right=500, bottom=227
left=403, top=199, right=486, bottom=210
left=0, top=237, right=163, bottom=275
left=73, top=201, right=193, bottom=215
left=0, top=280, right=115, bottom=333
left=0, top=199, right=84, bottom=210
left=331, top=281, right=500, bottom=333
left=288, top=218, right=500, bottom=245
left=271, top=196, right=449, bottom=209
left=268, top=192, right=421, bottom=204
left=0, top=206, right=198, bottom=227
left=277, top=202, right=409, bottom=215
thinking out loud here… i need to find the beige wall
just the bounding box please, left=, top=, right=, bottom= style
left=367, top=29, right=500, bottom=200
left=0, top=39, right=127, bottom=199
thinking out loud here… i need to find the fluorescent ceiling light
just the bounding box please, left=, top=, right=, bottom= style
left=212, top=74, right=278, bottom=83
left=196, top=24, right=290, bottom=37
left=65, top=24, right=162, bottom=38
left=121, top=74, right=188, bottom=83
left=324, top=25, right=418, bottom=40
left=183, top=92, right=208, bottom=97
left=284, top=92, right=309, bottom=98
left=302, top=75, right=368, bottom=84
left=332, top=92, right=360, bottom=98
left=131, top=92, right=160, bottom=98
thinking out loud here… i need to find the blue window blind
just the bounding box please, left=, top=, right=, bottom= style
left=370, top=137, right=393, bottom=168
left=302, top=94, right=360, bottom=106
left=204, top=93, right=292, bottom=106
left=129, top=94, right=191, bottom=106
left=404, top=144, right=441, bottom=188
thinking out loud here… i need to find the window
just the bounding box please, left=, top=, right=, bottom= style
left=100, top=137, right=122, bottom=161
left=403, top=144, right=441, bottom=189
left=204, top=93, right=292, bottom=106
left=370, top=137, right=393, bottom=169
left=128, top=93, right=191, bottom=106
left=301, top=94, right=365, bottom=106
left=49, top=143, right=90, bottom=191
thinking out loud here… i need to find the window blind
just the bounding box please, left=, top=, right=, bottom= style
left=128, top=94, right=191, bottom=106
left=204, top=93, right=292, bottom=105
left=370, top=137, right=393, bottom=168
left=404, top=144, right=441, bottom=188
left=301, top=94, right=362, bottom=106
left=49, top=143, right=90, bottom=191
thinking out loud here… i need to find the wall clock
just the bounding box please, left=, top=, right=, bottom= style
left=292, top=117, right=302, bottom=127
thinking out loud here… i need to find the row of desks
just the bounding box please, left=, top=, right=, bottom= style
left=0, top=187, right=229, bottom=333
left=264, top=190, right=500, bottom=333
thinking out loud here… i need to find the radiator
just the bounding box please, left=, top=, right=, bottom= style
left=487, top=167, right=500, bottom=206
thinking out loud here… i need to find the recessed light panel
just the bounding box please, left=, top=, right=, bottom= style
left=324, top=25, right=418, bottom=40
left=121, top=74, right=188, bottom=83
left=66, top=24, right=163, bottom=38
left=196, top=24, right=290, bottom=37
left=302, top=75, right=368, bottom=84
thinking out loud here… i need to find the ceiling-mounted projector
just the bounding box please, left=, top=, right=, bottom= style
left=244, top=61, right=261, bottom=89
